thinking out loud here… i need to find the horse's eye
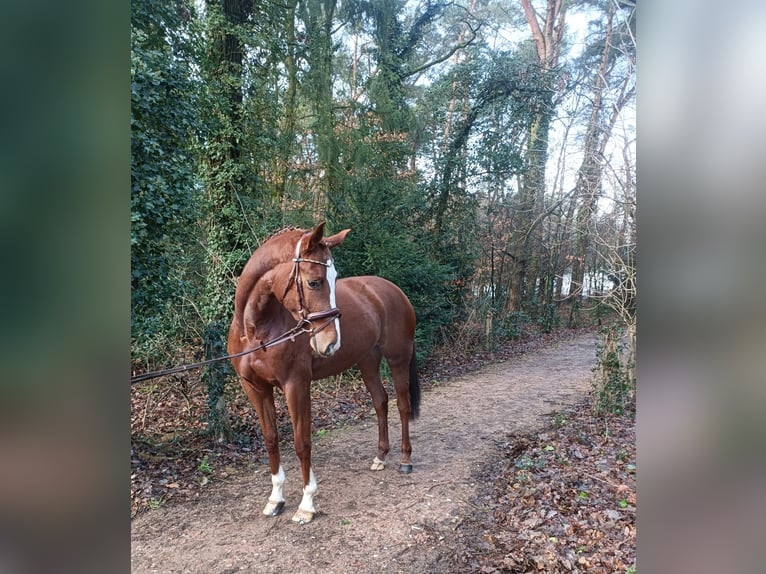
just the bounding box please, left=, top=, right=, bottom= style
left=307, top=279, right=322, bottom=290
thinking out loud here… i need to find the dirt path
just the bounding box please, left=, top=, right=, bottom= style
left=131, top=333, right=597, bottom=573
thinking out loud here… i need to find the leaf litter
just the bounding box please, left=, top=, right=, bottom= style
left=445, top=400, right=636, bottom=573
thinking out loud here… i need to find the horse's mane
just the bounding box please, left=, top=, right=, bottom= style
left=262, top=225, right=306, bottom=245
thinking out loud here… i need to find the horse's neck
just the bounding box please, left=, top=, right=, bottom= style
left=241, top=276, right=292, bottom=342
left=235, top=235, right=297, bottom=311
left=236, top=234, right=298, bottom=341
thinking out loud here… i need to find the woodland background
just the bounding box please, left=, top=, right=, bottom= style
left=131, top=0, right=636, bottom=439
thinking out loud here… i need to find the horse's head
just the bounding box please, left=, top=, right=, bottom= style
left=277, top=222, right=350, bottom=358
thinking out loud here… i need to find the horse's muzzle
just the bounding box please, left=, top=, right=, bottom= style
left=305, top=308, right=341, bottom=357
left=316, top=340, right=339, bottom=357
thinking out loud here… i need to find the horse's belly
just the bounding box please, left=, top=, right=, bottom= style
left=310, top=344, right=368, bottom=380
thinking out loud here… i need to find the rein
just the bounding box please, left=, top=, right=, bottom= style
left=131, top=239, right=340, bottom=385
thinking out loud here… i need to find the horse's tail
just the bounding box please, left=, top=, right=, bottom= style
left=409, top=344, right=421, bottom=420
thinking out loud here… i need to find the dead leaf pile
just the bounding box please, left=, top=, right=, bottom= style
left=447, top=399, right=636, bottom=573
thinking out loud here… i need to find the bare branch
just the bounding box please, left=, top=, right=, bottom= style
left=403, top=21, right=481, bottom=78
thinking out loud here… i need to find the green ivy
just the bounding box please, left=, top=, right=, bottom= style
left=592, top=323, right=635, bottom=415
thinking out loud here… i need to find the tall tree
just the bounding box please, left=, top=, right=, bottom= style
left=300, top=0, right=339, bottom=218
left=567, top=0, right=636, bottom=326
left=328, top=0, right=470, bottom=351
left=274, top=0, right=299, bottom=210
left=506, top=0, right=567, bottom=313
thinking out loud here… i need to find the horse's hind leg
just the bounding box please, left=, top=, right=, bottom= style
left=358, top=352, right=390, bottom=471
left=388, top=354, right=416, bottom=474
left=240, top=380, right=285, bottom=516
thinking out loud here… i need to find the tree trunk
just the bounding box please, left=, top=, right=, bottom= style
left=507, top=102, right=552, bottom=313
left=201, top=0, right=254, bottom=441
left=277, top=0, right=298, bottom=213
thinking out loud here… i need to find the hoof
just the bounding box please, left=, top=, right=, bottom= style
left=263, top=500, right=285, bottom=517
left=399, top=463, right=413, bottom=474
left=370, top=456, right=385, bottom=471
left=292, top=508, right=314, bottom=525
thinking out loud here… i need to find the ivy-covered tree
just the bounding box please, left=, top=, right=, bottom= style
left=503, top=0, right=568, bottom=314
left=198, top=0, right=257, bottom=440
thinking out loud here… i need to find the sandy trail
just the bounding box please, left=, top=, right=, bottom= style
left=131, top=333, right=597, bottom=573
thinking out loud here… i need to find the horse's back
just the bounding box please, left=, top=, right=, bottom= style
left=339, top=276, right=415, bottom=337
left=340, top=275, right=413, bottom=316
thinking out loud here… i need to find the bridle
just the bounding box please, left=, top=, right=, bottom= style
left=282, top=234, right=341, bottom=334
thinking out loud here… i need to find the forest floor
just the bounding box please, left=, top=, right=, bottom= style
left=131, top=327, right=635, bottom=573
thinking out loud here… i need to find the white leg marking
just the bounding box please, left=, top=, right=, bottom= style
left=370, top=456, right=386, bottom=471
left=269, top=465, right=286, bottom=502
left=263, top=465, right=285, bottom=516
left=298, top=467, right=318, bottom=514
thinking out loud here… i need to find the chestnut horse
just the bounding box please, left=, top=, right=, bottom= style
left=227, top=223, right=420, bottom=524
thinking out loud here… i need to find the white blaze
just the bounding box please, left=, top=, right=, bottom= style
left=326, top=258, right=341, bottom=350
left=294, top=237, right=303, bottom=259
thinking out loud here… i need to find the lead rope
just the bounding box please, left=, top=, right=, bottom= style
left=130, top=312, right=339, bottom=385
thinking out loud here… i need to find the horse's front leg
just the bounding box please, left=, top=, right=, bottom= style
left=284, top=380, right=317, bottom=524
left=241, top=380, right=285, bottom=516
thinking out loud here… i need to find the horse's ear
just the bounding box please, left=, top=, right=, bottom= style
left=323, top=228, right=351, bottom=249
left=304, top=222, right=326, bottom=252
